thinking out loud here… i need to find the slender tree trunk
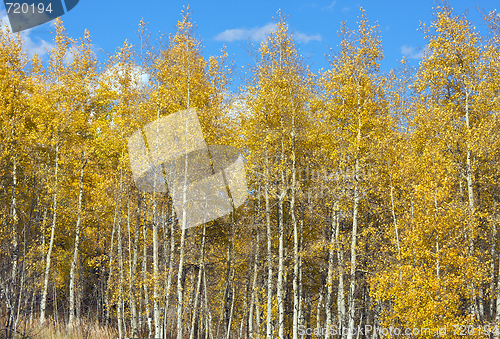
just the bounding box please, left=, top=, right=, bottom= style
left=153, top=104, right=162, bottom=338
left=277, top=189, right=285, bottom=339
left=69, top=156, right=86, bottom=327
left=290, top=110, right=299, bottom=339
left=153, top=201, right=160, bottom=339
left=465, top=90, right=479, bottom=319
left=177, top=224, right=187, bottom=339
left=298, top=218, right=304, bottom=330
left=305, top=293, right=312, bottom=339
left=53, top=273, right=59, bottom=329
left=130, top=195, right=142, bottom=337
left=40, top=143, right=59, bottom=325
left=217, top=244, right=231, bottom=339
left=371, top=301, right=379, bottom=339
left=265, top=150, right=273, bottom=339
left=346, top=113, right=362, bottom=339
left=203, top=269, right=214, bottom=339
left=186, top=266, right=196, bottom=339
left=495, top=203, right=500, bottom=339
left=388, top=167, right=401, bottom=263
left=226, top=228, right=236, bottom=339
left=117, top=188, right=125, bottom=339
left=29, top=289, right=35, bottom=326
left=11, top=153, right=18, bottom=293
left=325, top=207, right=336, bottom=339
left=316, top=285, right=324, bottom=331
left=14, top=222, right=27, bottom=335
left=163, top=200, right=176, bottom=338
left=491, top=202, right=498, bottom=318
left=190, top=224, right=206, bottom=339
left=143, top=200, right=152, bottom=337
left=336, top=209, right=346, bottom=337
left=177, top=26, right=192, bottom=339
left=105, top=169, right=123, bottom=326
left=277, top=116, right=286, bottom=339
left=9, top=153, right=18, bottom=336
left=249, top=226, right=260, bottom=339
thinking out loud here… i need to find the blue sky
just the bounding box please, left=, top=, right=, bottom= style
left=1, top=0, right=498, bottom=91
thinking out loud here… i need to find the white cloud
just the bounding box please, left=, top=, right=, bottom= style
left=215, top=23, right=321, bottom=44
left=322, top=1, right=336, bottom=11
left=101, top=64, right=150, bottom=93
left=295, top=32, right=322, bottom=43
left=401, top=45, right=424, bottom=59
left=214, top=23, right=277, bottom=42
left=63, top=45, right=78, bottom=65
left=0, top=10, right=53, bottom=58
left=22, top=34, right=53, bottom=58
left=1, top=12, right=8, bottom=30
left=299, top=3, right=317, bottom=11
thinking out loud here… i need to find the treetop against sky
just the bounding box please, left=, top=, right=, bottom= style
left=0, top=0, right=497, bottom=88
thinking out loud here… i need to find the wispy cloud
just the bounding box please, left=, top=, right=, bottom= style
left=341, top=7, right=350, bottom=13
left=295, top=32, right=322, bottom=43
left=322, top=1, right=336, bottom=11
left=214, top=23, right=277, bottom=42
left=215, top=23, right=321, bottom=44
left=0, top=10, right=53, bottom=58
left=401, top=45, right=424, bottom=59
left=101, top=64, right=150, bottom=93
left=299, top=3, right=317, bottom=11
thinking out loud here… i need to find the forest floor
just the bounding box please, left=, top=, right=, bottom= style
left=4, top=319, right=118, bottom=339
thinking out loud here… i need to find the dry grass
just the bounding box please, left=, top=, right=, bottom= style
left=4, top=318, right=117, bottom=339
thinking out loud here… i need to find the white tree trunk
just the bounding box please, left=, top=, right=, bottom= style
left=491, top=203, right=497, bottom=318
left=336, top=209, right=346, bottom=337
left=464, top=90, right=479, bottom=319
left=11, top=153, right=18, bottom=298
left=495, top=202, right=500, bottom=339
left=177, top=40, right=191, bottom=339
left=9, top=153, right=18, bottom=333
left=130, top=195, right=142, bottom=336
left=325, top=207, right=336, bottom=339
left=226, top=228, right=236, bottom=339
left=189, top=224, right=206, bottom=339
left=277, top=116, right=286, bottom=339
left=176, top=224, right=187, bottom=339
left=291, top=112, right=299, bottom=339
left=316, top=286, right=323, bottom=331
left=40, top=143, right=59, bottom=325
left=117, top=191, right=125, bottom=339
left=142, top=202, right=152, bottom=337
left=249, top=225, right=260, bottom=339
left=105, top=169, right=123, bottom=326
left=203, top=269, right=214, bottom=339
left=346, top=114, right=361, bottom=339
left=153, top=200, right=160, bottom=338
left=163, top=199, right=176, bottom=337
left=69, top=157, right=86, bottom=327
left=265, top=150, right=273, bottom=339
left=153, top=105, right=162, bottom=338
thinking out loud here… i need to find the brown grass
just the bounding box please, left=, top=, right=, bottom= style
left=4, top=318, right=117, bottom=339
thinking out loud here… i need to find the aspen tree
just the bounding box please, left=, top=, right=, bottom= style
left=189, top=224, right=206, bottom=339
left=68, top=28, right=98, bottom=328
left=481, top=33, right=500, bottom=327
left=414, top=4, right=490, bottom=322
left=242, top=12, right=312, bottom=339
left=0, top=21, right=34, bottom=338
left=39, top=19, right=74, bottom=325
left=322, top=10, right=383, bottom=338
left=150, top=6, right=232, bottom=338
